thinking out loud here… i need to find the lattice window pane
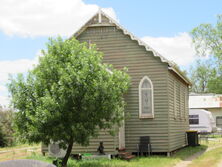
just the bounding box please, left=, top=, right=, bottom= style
left=141, top=79, right=151, bottom=89
left=141, top=89, right=152, bottom=114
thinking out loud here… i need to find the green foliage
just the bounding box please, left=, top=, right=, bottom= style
left=0, top=126, right=7, bottom=147
left=190, top=15, right=222, bottom=93
left=189, top=59, right=216, bottom=93
left=0, top=106, right=15, bottom=146
left=8, top=37, right=130, bottom=166
left=191, top=15, right=222, bottom=58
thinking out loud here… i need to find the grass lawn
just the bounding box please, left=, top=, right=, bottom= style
left=188, top=146, right=222, bottom=167
left=188, top=142, right=222, bottom=167
left=2, top=137, right=222, bottom=167
left=25, top=145, right=206, bottom=167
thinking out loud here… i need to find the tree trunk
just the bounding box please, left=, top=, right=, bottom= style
left=61, top=137, right=74, bottom=167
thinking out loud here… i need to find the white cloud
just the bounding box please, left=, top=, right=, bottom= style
left=102, top=8, right=118, bottom=22
left=0, top=0, right=116, bottom=37
left=0, top=95, right=10, bottom=107
left=0, top=58, right=38, bottom=83
left=0, top=0, right=118, bottom=106
left=141, top=32, right=197, bottom=68
left=0, top=56, right=38, bottom=107
left=0, top=85, right=9, bottom=107
left=0, top=85, right=7, bottom=93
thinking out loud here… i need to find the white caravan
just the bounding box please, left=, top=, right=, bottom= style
left=189, top=109, right=216, bottom=133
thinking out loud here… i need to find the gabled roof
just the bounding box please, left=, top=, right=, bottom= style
left=70, top=9, right=192, bottom=85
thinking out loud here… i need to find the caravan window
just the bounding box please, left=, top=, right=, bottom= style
left=216, top=116, right=222, bottom=128
left=189, top=115, right=199, bottom=124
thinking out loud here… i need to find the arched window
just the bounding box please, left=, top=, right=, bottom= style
left=139, top=76, right=154, bottom=118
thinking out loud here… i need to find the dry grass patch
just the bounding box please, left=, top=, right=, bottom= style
left=188, top=146, right=222, bottom=167
left=0, top=144, right=41, bottom=162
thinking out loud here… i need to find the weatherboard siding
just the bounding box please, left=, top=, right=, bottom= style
left=168, top=71, right=189, bottom=151
left=41, top=14, right=189, bottom=155
left=42, top=130, right=119, bottom=154
left=77, top=25, right=170, bottom=153
left=72, top=130, right=119, bottom=154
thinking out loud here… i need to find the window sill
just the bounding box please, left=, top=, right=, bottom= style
left=139, top=114, right=154, bottom=119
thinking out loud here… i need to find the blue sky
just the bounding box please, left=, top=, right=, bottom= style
left=1, top=0, right=221, bottom=60
left=85, top=0, right=220, bottom=37
left=0, top=0, right=222, bottom=106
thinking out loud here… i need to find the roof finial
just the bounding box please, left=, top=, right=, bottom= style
left=98, top=7, right=102, bottom=23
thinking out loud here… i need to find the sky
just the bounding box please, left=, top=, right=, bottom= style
left=0, top=0, right=222, bottom=107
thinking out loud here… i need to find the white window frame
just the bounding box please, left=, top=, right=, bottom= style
left=139, top=76, right=154, bottom=118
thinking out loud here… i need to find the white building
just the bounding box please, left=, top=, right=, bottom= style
left=189, top=93, right=222, bottom=128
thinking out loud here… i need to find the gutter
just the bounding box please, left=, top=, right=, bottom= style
left=168, top=67, right=192, bottom=86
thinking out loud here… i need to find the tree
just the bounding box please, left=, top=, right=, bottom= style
left=189, top=59, right=216, bottom=93
left=0, top=106, right=15, bottom=146
left=0, top=126, right=6, bottom=147
left=8, top=37, right=130, bottom=167
left=190, top=15, right=222, bottom=93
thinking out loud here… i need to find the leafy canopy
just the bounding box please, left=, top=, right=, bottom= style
left=190, top=15, right=222, bottom=93
left=0, top=106, right=15, bottom=146
left=8, top=37, right=130, bottom=148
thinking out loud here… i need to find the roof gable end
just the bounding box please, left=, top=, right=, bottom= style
left=71, top=9, right=191, bottom=85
